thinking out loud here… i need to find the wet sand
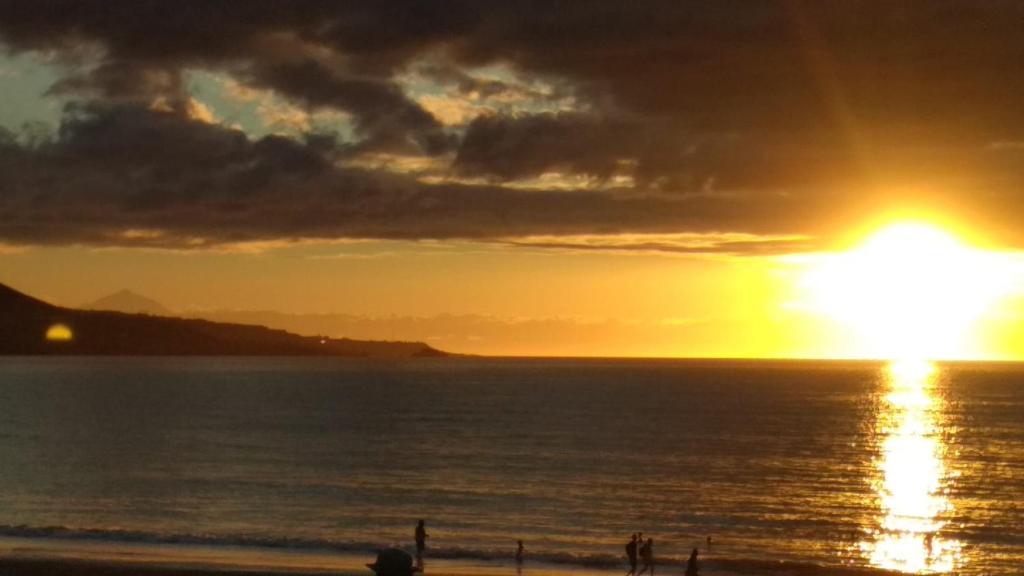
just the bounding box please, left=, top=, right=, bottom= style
left=0, top=556, right=663, bottom=576
left=0, top=539, right=650, bottom=576
left=0, top=555, right=911, bottom=576
left=0, top=557, right=342, bottom=576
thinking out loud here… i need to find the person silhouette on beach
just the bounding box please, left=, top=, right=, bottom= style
left=625, top=533, right=638, bottom=576
left=515, top=539, right=525, bottom=576
left=685, top=547, right=699, bottom=576
left=637, top=538, right=654, bottom=576
left=415, top=520, right=428, bottom=557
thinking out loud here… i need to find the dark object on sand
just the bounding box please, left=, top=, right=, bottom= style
left=685, top=547, right=699, bottom=575
left=516, top=540, right=525, bottom=563
left=368, top=549, right=420, bottom=576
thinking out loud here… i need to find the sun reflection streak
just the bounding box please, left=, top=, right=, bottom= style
left=863, top=361, right=961, bottom=573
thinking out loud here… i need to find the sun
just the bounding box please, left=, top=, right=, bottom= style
left=798, top=222, right=1017, bottom=360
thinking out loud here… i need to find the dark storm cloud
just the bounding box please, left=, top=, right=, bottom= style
left=453, top=112, right=863, bottom=192
left=0, top=1, right=460, bottom=156
left=3, top=1, right=1024, bottom=142
left=454, top=113, right=637, bottom=182
left=48, top=61, right=186, bottom=107
left=2, top=1, right=1024, bottom=249
left=248, top=59, right=454, bottom=154
left=414, top=63, right=567, bottom=111
left=0, top=103, right=853, bottom=250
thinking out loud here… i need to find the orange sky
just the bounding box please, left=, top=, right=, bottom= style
left=4, top=4, right=1024, bottom=358
left=3, top=222, right=1022, bottom=359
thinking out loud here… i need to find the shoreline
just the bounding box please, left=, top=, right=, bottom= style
left=0, top=537, right=636, bottom=576
left=0, top=536, right=911, bottom=576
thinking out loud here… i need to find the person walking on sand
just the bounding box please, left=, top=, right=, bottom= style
left=415, top=520, right=428, bottom=556
left=637, top=538, right=654, bottom=576
left=516, top=540, right=525, bottom=564
left=685, top=547, right=699, bottom=576
left=624, top=533, right=638, bottom=576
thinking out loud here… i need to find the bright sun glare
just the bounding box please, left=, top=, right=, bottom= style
left=800, top=223, right=1018, bottom=360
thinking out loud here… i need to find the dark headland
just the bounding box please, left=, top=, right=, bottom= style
left=0, top=283, right=447, bottom=357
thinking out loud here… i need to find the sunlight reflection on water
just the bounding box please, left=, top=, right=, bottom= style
left=862, top=360, right=962, bottom=573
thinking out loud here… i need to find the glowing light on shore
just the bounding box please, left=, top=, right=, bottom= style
left=45, top=323, right=74, bottom=342
left=862, top=362, right=961, bottom=573
left=797, top=222, right=1019, bottom=360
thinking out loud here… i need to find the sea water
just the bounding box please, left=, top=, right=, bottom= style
left=0, top=357, right=1021, bottom=575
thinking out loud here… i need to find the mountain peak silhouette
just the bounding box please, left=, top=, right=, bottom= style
left=0, top=282, right=446, bottom=358
left=85, top=289, right=171, bottom=316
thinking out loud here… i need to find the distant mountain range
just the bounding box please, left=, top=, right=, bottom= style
left=80, top=289, right=712, bottom=358
left=0, top=283, right=447, bottom=357
left=83, top=289, right=172, bottom=316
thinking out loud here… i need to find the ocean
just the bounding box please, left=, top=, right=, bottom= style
left=0, top=357, right=1021, bottom=575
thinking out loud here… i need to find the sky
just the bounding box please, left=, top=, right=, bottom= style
left=2, top=1, right=1024, bottom=358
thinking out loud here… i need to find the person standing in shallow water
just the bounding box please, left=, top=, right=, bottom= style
left=625, top=533, right=638, bottom=576
left=415, top=520, right=428, bottom=556
left=637, top=538, right=654, bottom=576
left=685, top=547, right=699, bottom=576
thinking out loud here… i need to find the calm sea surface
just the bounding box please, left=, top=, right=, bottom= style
left=0, top=357, right=1022, bottom=575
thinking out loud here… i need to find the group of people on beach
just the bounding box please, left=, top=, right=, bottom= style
left=405, top=521, right=698, bottom=576
left=625, top=533, right=655, bottom=576
left=625, top=533, right=699, bottom=576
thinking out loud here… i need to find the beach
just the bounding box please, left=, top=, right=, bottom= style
left=0, top=536, right=715, bottom=576
left=0, top=557, right=653, bottom=576
left=1, top=534, right=939, bottom=576
left=0, top=536, right=912, bottom=576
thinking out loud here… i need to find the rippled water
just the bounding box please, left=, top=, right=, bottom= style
left=0, top=357, right=1021, bottom=574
